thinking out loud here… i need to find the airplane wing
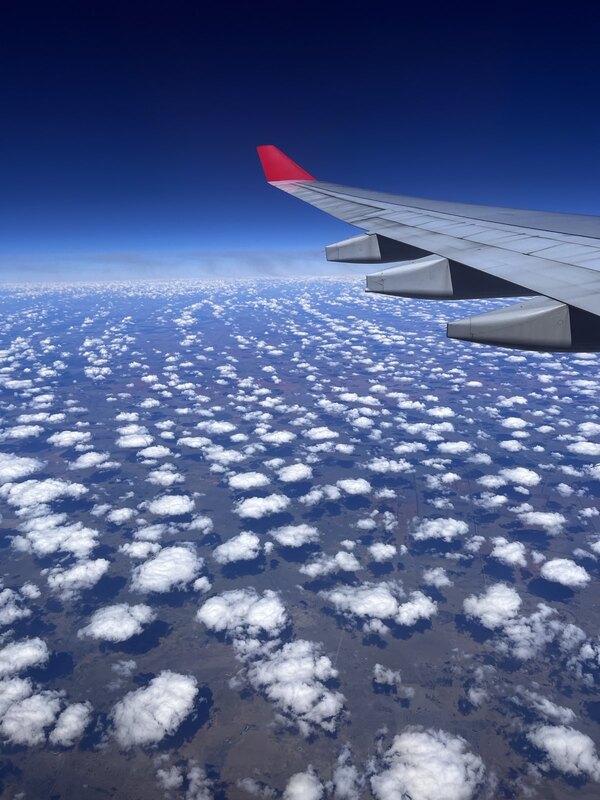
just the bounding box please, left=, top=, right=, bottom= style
left=256, top=144, right=600, bottom=351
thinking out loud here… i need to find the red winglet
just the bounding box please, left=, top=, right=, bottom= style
left=256, top=145, right=315, bottom=182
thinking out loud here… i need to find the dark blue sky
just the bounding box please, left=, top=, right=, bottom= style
left=2, top=1, right=600, bottom=278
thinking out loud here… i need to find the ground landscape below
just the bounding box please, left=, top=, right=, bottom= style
left=0, top=278, right=599, bottom=798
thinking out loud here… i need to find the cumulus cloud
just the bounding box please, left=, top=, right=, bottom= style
left=516, top=510, right=566, bottom=536
left=283, top=767, right=323, bottom=800
left=234, top=494, right=290, bottom=519
left=46, top=558, right=110, bottom=600
left=499, top=467, right=540, bottom=487
left=396, top=592, right=437, bottom=627
left=68, top=451, right=114, bottom=470
left=0, top=453, right=44, bottom=485
left=245, top=639, right=345, bottom=736
left=422, top=567, right=452, bottom=588
left=299, top=551, right=361, bottom=579
left=147, top=494, right=194, bottom=516
left=229, top=472, right=271, bottom=491
left=304, top=427, right=338, bottom=441
left=336, top=478, right=371, bottom=495
left=269, top=524, right=320, bottom=548
left=131, top=546, right=203, bottom=593
left=0, top=638, right=49, bottom=677
left=528, top=725, right=600, bottom=780
left=437, top=441, right=472, bottom=455
left=47, top=430, right=91, bottom=448
left=410, top=518, right=468, bottom=542
left=213, top=532, right=261, bottom=565
left=321, top=582, right=436, bottom=634
left=1, top=478, right=87, bottom=514
left=373, top=664, right=415, bottom=699
left=490, top=537, right=527, bottom=568
left=13, top=515, right=99, bottom=559
left=365, top=458, right=412, bottom=474
left=540, top=558, right=591, bottom=588
left=0, top=679, right=61, bottom=745
left=369, top=543, right=397, bottom=562
left=463, top=583, right=522, bottom=629
left=278, top=464, right=312, bottom=483
left=49, top=702, right=93, bottom=747
left=111, top=671, right=198, bottom=747
left=197, top=588, right=288, bottom=641
left=261, top=431, right=296, bottom=445
left=371, top=727, right=486, bottom=800
left=78, top=604, right=156, bottom=642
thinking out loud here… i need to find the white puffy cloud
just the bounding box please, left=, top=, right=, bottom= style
left=278, top=464, right=312, bottom=483
left=283, top=767, right=323, bottom=800
left=300, top=551, right=361, bottom=579
left=131, top=545, right=202, bottom=593
left=0, top=424, right=43, bottom=441
left=369, top=543, right=397, bottom=562
left=568, top=441, right=600, bottom=457
left=261, top=431, right=296, bottom=445
left=197, top=589, right=287, bottom=640
left=422, top=567, right=452, bottom=588
left=490, top=537, right=527, bottom=567
left=371, top=727, right=486, bottom=800
left=46, top=559, right=110, bottom=600
left=0, top=680, right=61, bottom=745
left=138, top=445, right=172, bottom=459
left=516, top=510, right=566, bottom=536
left=499, top=467, right=540, bottom=487
left=213, top=532, right=261, bottom=565
left=120, top=541, right=161, bottom=560
left=528, top=725, right=600, bottom=780
left=411, top=518, right=468, bottom=542
left=49, top=702, right=93, bottom=747
left=304, top=427, right=338, bottom=441
left=336, top=478, right=371, bottom=495
left=427, top=406, right=454, bottom=419
left=322, top=582, right=401, bottom=629
left=463, top=583, right=522, bottom=629
left=516, top=688, right=575, bottom=725
left=147, top=494, right=194, bottom=516
left=0, top=478, right=87, bottom=513
left=0, top=588, right=31, bottom=627
left=395, top=592, right=437, bottom=627
left=111, top=671, right=198, bottom=747
left=245, top=639, right=345, bottom=736
left=269, top=524, right=320, bottom=548
left=437, top=441, right=472, bottom=455
left=117, top=433, right=154, bottom=449
left=234, top=494, right=290, bottom=519
left=372, top=664, right=414, bottom=699
left=540, top=558, right=591, bottom=588
left=107, top=508, right=136, bottom=525
left=365, top=458, right=412, bottom=474
left=501, top=417, right=528, bottom=429
left=68, top=451, right=114, bottom=470
left=332, top=745, right=364, bottom=799
left=229, top=472, right=271, bottom=491
left=0, top=453, right=44, bottom=485
left=321, top=582, right=436, bottom=633
left=78, top=604, right=156, bottom=642
left=196, top=420, right=236, bottom=435
left=300, top=485, right=342, bottom=506
left=47, top=430, right=91, bottom=448
left=14, top=515, right=99, bottom=559
left=0, top=638, right=49, bottom=677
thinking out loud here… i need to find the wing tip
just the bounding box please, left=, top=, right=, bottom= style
left=256, top=145, right=315, bottom=182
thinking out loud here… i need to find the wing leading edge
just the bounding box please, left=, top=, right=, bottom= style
left=257, top=145, right=600, bottom=351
